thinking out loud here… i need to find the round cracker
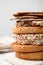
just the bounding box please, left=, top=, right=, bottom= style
left=16, top=52, right=43, bottom=60
left=11, top=43, right=43, bottom=52
left=12, top=27, right=43, bottom=34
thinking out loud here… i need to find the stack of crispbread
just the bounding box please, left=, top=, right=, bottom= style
left=11, top=12, right=43, bottom=60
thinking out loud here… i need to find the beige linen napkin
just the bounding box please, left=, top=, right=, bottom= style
left=0, top=36, right=14, bottom=52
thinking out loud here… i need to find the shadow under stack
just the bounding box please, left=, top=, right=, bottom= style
left=11, top=12, right=43, bottom=60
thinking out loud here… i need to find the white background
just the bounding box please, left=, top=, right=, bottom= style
left=0, top=0, right=43, bottom=36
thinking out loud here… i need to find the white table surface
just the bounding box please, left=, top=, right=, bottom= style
left=0, top=36, right=43, bottom=65
left=0, top=52, right=43, bottom=65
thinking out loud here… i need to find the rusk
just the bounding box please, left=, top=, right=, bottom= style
left=16, top=52, right=43, bottom=60
left=12, top=27, right=43, bottom=34
left=11, top=43, right=43, bottom=52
